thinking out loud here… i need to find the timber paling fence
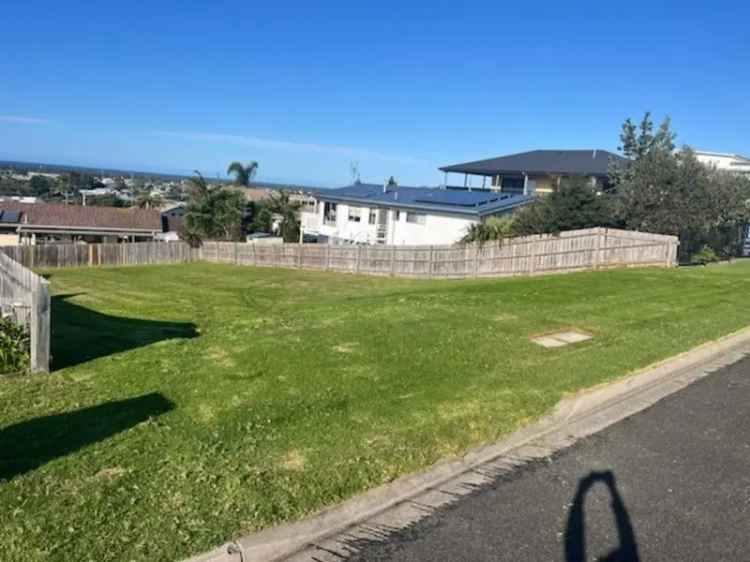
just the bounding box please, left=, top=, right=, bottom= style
left=201, top=228, right=679, bottom=278
left=0, top=228, right=677, bottom=373
left=0, top=251, right=50, bottom=373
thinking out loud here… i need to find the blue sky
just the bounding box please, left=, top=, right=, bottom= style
left=1, top=1, right=748, bottom=187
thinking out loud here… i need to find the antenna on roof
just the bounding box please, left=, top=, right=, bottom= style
left=593, top=150, right=597, bottom=159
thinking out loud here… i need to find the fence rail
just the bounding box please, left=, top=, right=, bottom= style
left=202, top=228, right=679, bottom=278
left=0, top=251, right=50, bottom=372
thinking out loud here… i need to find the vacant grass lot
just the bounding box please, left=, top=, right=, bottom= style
left=2, top=261, right=750, bottom=561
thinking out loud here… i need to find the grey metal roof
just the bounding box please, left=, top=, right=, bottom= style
left=440, top=149, right=627, bottom=177
left=314, top=183, right=534, bottom=217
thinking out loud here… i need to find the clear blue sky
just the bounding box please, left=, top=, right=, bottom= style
left=1, top=1, right=748, bottom=187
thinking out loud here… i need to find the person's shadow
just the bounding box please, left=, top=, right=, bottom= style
left=564, top=470, right=641, bottom=562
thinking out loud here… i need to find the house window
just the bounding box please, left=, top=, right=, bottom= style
left=406, top=212, right=426, bottom=225
left=395, top=210, right=401, bottom=221
left=323, top=202, right=337, bottom=225
left=348, top=206, right=362, bottom=222
left=501, top=176, right=525, bottom=194
left=368, top=209, right=377, bottom=225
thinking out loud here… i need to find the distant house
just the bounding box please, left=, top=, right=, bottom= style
left=302, top=183, right=532, bottom=246
left=693, top=151, right=750, bottom=176
left=0, top=202, right=165, bottom=246
left=440, top=149, right=626, bottom=194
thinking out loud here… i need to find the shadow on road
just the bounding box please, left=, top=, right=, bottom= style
left=564, top=470, right=640, bottom=562
left=51, top=293, right=198, bottom=370
left=0, top=393, right=174, bottom=481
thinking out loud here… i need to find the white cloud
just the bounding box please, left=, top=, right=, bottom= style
left=0, top=115, right=49, bottom=124
left=150, top=129, right=432, bottom=165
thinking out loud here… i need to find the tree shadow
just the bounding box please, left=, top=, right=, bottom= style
left=51, top=293, right=198, bottom=370
left=564, top=470, right=641, bottom=562
left=0, top=392, right=174, bottom=481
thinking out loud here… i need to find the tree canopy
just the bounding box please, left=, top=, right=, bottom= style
left=184, top=172, right=246, bottom=243
left=227, top=161, right=259, bottom=187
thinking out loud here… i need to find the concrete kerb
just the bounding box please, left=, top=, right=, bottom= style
left=184, top=327, right=750, bottom=562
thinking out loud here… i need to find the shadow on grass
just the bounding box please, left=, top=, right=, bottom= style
left=0, top=392, right=174, bottom=482
left=51, top=294, right=198, bottom=370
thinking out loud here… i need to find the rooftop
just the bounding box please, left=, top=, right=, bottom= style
left=313, top=183, right=534, bottom=217
left=440, top=149, right=626, bottom=177
left=0, top=202, right=162, bottom=232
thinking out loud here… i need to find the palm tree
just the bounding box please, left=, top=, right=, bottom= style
left=135, top=192, right=163, bottom=209
left=266, top=191, right=302, bottom=242
left=227, top=161, right=259, bottom=187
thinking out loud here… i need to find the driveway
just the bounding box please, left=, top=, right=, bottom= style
left=347, top=354, right=750, bottom=561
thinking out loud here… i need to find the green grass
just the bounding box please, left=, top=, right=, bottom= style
left=2, top=261, right=750, bottom=561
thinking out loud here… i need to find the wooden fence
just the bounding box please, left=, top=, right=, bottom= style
left=202, top=228, right=679, bottom=278
left=0, top=251, right=50, bottom=372
left=1, top=241, right=198, bottom=269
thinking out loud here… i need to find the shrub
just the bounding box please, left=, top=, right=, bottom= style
left=0, top=317, right=30, bottom=375
left=690, top=245, right=720, bottom=266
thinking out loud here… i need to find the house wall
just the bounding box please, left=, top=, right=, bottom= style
left=0, top=232, right=19, bottom=246
left=301, top=201, right=478, bottom=246
left=695, top=152, right=750, bottom=175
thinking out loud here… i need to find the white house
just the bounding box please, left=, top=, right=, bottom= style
left=694, top=151, right=750, bottom=176
left=301, top=183, right=533, bottom=246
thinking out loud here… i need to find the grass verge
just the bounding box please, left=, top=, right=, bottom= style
left=2, top=261, right=750, bottom=561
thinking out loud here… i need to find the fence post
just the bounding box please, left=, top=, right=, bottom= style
left=427, top=245, right=434, bottom=278
left=593, top=227, right=602, bottom=269
left=355, top=245, right=362, bottom=274
left=602, top=228, right=609, bottom=267
left=473, top=245, right=480, bottom=278
left=529, top=236, right=537, bottom=274
left=298, top=243, right=303, bottom=269
left=234, top=242, right=239, bottom=265
left=30, top=279, right=50, bottom=373
left=325, top=244, right=331, bottom=271
left=390, top=246, right=396, bottom=276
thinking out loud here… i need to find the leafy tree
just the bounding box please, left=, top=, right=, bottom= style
left=227, top=161, right=259, bottom=187
left=28, top=175, right=51, bottom=196
left=135, top=192, right=163, bottom=209
left=249, top=202, right=273, bottom=233
left=461, top=216, right=516, bottom=245
left=266, top=191, right=302, bottom=242
left=512, top=178, right=615, bottom=235
left=617, top=112, right=675, bottom=160
left=184, top=172, right=246, bottom=242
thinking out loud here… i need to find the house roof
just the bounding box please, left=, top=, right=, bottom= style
left=440, top=149, right=626, bottom=177
left=313, top=183, right=534, bottom=217
left=0, top=202, right=162, bottom=232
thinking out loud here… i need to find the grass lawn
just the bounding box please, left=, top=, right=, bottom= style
left=2, top=261, right=750, bottom=561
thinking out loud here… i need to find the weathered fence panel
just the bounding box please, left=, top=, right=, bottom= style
left=201, top=228, right=678, bottom=278
left=1, top=242, right=198, bottom=269
left=0, top=251, right=50, bottom=372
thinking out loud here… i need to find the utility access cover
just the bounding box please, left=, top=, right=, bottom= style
left=531, top=330, right=592, bottom=348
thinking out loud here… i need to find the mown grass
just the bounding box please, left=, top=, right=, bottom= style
left=2, top=261, right=750, bottom=561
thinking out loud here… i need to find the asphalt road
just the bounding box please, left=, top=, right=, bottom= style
left=349, top=354, right=750, bottom=562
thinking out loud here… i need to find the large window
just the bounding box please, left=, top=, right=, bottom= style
left=368, top=209, right=377, bottom=225
left=323, top=202, right=337, bottom=225
left=406, top=212, right=426, bottom=225
left=501, top=176, right=525, bottom=195
left=348, top=206, right=362, bottom=222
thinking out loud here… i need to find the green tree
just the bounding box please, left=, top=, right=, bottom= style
left=28, top=175, right=51, bottom=196
left=184, top=172, right=246, bottom=243
left=461, top=216, right=516, bottom=245
left=512, top=178, right=615, bottom=235
left=135, top=192, right=163, bottom=209
left=249, top=202, right=273, bottom=233
left=266, top=191, right=302, bottom=242
left=227, top=161, right=259, bottom=187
